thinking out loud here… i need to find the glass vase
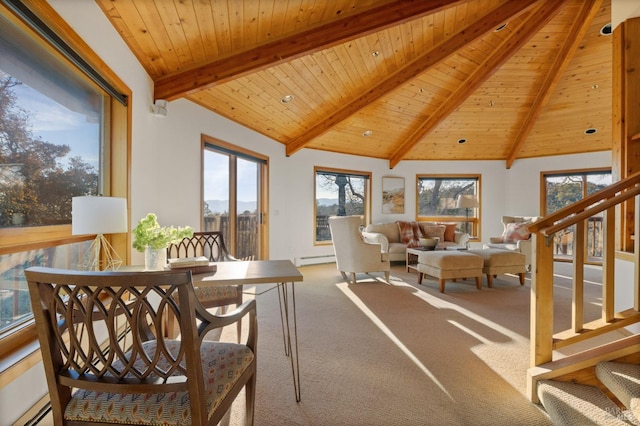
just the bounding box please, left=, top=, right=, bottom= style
left=144, top=246, right=167, bottom=271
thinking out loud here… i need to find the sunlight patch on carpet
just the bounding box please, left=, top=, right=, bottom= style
left=384, top=279, right=532, bottom=394
left=402, top=280, right=528, bottom=344
left=553, top=273, right=602, bottom=288
left=335, top=281, right=454, bottom=400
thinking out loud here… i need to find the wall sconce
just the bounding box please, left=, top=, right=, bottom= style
left=152, top=99, right=168, bottom=117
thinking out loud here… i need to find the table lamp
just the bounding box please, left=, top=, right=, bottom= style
left=456, top=194, right=478, bottom=235
left=72, top=196, right=127, bottom=271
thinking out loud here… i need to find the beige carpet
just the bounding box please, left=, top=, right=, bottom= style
left=220, top=260, right=620, bottom=426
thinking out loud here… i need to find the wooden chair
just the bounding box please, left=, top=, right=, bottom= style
left=25, top=267, right=257, bottom=426
left=167, top=231, right=250, bottom=341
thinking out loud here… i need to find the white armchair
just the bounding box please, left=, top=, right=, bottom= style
left=483, top=215, right=541, bottom=269
left=328, top=216, right=390, bottom=284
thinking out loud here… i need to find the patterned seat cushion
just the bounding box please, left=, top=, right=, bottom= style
left=64, top=340, right=254, bottom=425
left=194, top=284, right=239, bottom=302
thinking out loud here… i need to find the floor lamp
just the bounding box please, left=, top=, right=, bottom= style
left=72, top=196, right=128, bottom=271
left=456, top=194, right=478, bottom=235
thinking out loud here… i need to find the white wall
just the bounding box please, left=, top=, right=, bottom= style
left=612, top=0, right=640, bottom=30
left=0, top=1, right=622, bottom=424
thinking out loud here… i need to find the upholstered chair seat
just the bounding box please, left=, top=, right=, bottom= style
left=64, top=340, right=254, bottom=425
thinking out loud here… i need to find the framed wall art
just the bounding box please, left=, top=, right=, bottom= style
left=382, top=176, right=405, bottom=214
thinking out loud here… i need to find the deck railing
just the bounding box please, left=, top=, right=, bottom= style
left=203, top=214, right=258, bottom=260
left=527, top=171, right=640, bottom=398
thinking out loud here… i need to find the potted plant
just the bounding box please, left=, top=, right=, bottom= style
left=132, top=213, right=193, bottom=270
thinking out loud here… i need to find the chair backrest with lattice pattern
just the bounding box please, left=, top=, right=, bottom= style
left=25, top=267, right=211, bottom=424
left=167, top=231, right=237, bottom=262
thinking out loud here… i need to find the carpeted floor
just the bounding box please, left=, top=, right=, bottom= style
left=220, top=260, right=619, bottom=426
left=30, top=260, right=615, bottom=426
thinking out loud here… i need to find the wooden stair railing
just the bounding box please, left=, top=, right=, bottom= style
left=527, top=171, right=640, bottom=400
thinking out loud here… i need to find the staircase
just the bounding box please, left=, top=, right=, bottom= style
left=538, top=361, right=640, bottom=425
left=526, top=171, right=640, bottom=425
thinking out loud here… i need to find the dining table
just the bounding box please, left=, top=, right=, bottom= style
left=175, top=259, right=304, bottom=402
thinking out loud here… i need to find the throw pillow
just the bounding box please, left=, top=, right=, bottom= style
left=397, top=221, right=422, bottom=248
left=440, top=223, right=457, bottom=242
left=503, top=222, right=531, bottom=243
left=421, top=224, right=446, bottom=243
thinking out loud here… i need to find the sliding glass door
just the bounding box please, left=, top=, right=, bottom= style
left=203, top=139, right=268, bottom=260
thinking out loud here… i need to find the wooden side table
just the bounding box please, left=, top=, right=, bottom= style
left=406, top=247, right=430, bottom=273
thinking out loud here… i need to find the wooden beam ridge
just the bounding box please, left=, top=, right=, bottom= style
left=285, top=0, right=540, bottom=157
left=505, top=0, right=603, bottom=169
left=154, top=0, right=468, bottom=101
left=388, top=0, right=570, bottom=169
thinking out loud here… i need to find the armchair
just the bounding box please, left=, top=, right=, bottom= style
left=329, top=215, right=390, bottom=284
left=483, top=215, right=541, bottom=269
left=25, top=267, right=257, bottom=426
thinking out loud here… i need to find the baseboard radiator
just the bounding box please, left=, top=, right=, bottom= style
left=294, top=254, right=335, bottom=267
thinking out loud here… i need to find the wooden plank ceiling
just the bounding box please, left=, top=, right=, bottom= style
left=96, top=0, right=612, bottom=169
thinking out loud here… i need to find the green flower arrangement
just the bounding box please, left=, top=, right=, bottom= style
left=132, top=213, right=194, bottom=252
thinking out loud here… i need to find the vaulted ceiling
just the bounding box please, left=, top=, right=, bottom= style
left=96, top=0, right=612, bottom=169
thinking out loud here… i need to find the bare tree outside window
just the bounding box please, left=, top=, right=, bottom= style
left=315, top=168, right=370, bottom=243
left=417, top=175, right=480, bottom=234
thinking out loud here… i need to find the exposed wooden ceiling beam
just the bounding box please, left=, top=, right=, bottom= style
left=388, top=0, right=570, bottom=169
left=505, top=0, right=603, bottom=169
left=154, top=0, right=469, bottom=101
left=285, top=0, right=540, bottom=157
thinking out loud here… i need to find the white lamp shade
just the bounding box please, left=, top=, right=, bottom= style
left=456, top=195, right=478, bottom=209
left=72, top=196, right=128, bottom=235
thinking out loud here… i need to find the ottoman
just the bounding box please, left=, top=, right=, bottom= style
left=468, top=249, right=526, bottom=288
left=416, top=250, right=483, bottom=293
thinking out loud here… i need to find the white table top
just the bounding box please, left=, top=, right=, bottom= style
left=123, top=259, right=303, bottom=286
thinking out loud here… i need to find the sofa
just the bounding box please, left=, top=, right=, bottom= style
left=483, top=215, right=541, bottom=270
left=362, top=221, right=470, bottom=262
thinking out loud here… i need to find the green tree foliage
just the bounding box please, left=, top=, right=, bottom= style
left=0, top=75, right=98, bottom=226
left=545, top=176, right=609, bottom=214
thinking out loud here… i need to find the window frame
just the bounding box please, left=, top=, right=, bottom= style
left=314, top=166, right=371, bottom=245
left=541, top=167, right=612, bottom=264
left=415, top=174, right=481, bottom=238
left=0, top=1, right=130, bottom=364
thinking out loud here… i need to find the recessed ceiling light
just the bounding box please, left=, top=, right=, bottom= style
left=281, top=95, right=294, bottom=103
left=495, top=23, right=508, bottom=32
left=600, top=23, right=612, bottom=36
left=585, top=128, right=597, bottom=135
left=457, top=138, right=467, bottom=144
left=363, top=130, right=373, bottom=137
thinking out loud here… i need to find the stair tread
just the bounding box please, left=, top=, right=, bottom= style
left=538, top=379, right=639, bottom=425
left=597, top=361, right=640, bottom=420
